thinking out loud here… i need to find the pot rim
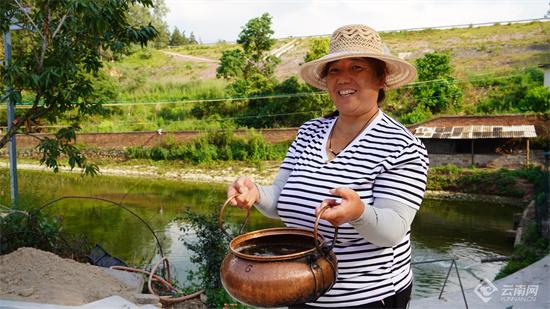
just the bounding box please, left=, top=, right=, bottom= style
left=229, top=227, right=324, bottom=261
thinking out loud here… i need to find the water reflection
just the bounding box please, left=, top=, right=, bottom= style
left=0, top=169, right=518, bottom=298
left=411, top=199, right=516, bottom=298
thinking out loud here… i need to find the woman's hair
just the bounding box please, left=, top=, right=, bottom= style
left=321, top=57, right=387, bottom=118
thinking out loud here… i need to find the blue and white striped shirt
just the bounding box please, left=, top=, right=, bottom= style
left=277, top=111, right=429, bottom=307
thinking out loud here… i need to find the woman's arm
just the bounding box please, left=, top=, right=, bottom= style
left=254, top=169, right=290, bottom=219
left=318, top=188, right=417, bottom=247
left=350, top=198, right=417, bottom=247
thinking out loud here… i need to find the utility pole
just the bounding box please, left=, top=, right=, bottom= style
left=3, top=20, right=20, bottom=209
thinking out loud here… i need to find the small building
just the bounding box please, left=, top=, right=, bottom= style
left=408, top=114, right=549, bottom=168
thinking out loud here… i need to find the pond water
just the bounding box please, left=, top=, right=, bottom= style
left=0, top=169, right=520, bottom=300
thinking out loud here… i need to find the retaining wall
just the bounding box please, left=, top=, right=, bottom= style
left=4, top=130, right=547, bottom=167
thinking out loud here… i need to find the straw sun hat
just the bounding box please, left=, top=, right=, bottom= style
left=299, top=24, right=416, bottom=90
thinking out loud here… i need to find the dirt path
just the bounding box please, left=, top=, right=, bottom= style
left=161, top=51, right=218, bottom=63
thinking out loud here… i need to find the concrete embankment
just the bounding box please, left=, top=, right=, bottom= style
left=410, top=255, right=550, bottom=309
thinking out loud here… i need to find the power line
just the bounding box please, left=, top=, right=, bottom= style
left=93, top=73, right=529, bottom=104
left=3, top=72, right=528, bottom=110
left=0, top=90, right=470, bottom=130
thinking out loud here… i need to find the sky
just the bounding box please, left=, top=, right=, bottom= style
left=164, top=0, right=549, bottom=43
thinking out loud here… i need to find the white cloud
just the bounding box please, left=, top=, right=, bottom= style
left=165, top=0, right=549, bottom=43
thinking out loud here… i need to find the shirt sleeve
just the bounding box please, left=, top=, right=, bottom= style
left=254, top=168, right=290, bottom=219
left=350, top=198, right=417, bottom=247
left=373, top=141, right=429, bottom=210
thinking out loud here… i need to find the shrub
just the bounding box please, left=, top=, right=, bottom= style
left=475, top=67, right=546, bottom=113
left=150, top=146, right=170, bottom=160
left=0, top=211, right=62, bottom=255
left=426, top=166, right=544, bottom=198
left=178, top=209, right=244, bottom=307
left=125, top=130, right=290, bottom=164
left=125, top=146, right=151, bottom=159
left=494, top=222, right=549, bottom=280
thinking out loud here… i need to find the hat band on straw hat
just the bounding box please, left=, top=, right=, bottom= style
left=299, top=24, right=416, bottom=90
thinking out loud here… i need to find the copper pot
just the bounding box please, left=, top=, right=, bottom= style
left=218, top=197, right=338, bottom=308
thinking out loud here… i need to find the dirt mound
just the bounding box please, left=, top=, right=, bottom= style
left=0, top=247, right=138, bottom=306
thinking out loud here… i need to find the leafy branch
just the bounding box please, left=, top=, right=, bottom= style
left=0, top=0, right=158, bottom=175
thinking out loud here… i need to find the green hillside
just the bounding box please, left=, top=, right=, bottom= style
left=39, top=21, right=550, bottom=132
left=108, top=21, right=549, bottom=97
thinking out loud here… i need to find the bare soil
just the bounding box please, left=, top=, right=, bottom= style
left=0, top=247, right=138, bottom=306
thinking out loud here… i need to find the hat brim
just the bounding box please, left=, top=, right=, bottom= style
left=299, top=51, right=417, bottom=90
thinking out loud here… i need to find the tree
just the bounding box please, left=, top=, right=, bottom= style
left=129, top=0, right=169, bottom=49
left=216, top=13, right=279, bottom=81
left=216, top=49, right=245, bottom=79
left=304, top=38, right=329, bottom=62
left=412, top=52, right=463, bottom=114
left=188, top=31, right=198, bottom=44
left=209, top=13, right=281, bottom=123
left=169, top=27, right=185, bottom=46
left=237, top=76, right=333, bottom=128
left=0, top=0, right=157, bottom=174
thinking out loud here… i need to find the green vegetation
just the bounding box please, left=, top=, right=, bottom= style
left=0, top=207, right=92, bottom=260
left=216, top=13, right=280, bottom=94
left=381, top=21, right=549, bottom=76
left=84, top=21, right=550, bottom=131
left=171, top=42, right=236, bottom=59
left=102, top=49, right=227, bottom=102
left=398, top=52, right=464, bottom=124
left=493, top=163, right=549, bottom=279
left=178, top=209, right=245, bottom=308
left=474, top=67, right=549, bottom=113
left=169, top=27, right=198, bottom=46
left=495, top=222, right=549, bottom=280
left=6, top=19, right=545, bottom=134
left=0, top=209, right=61, bottom=255
left=5, top=8, right=548, bottom=305
left=0, top=0, right=157, bottom=174
left=126, top=129, right=290, bottom=164
left=304, top=38, right=329, bottom=62
left=427, top=165, right=544, bottom=198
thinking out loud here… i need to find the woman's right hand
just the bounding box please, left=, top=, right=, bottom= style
left=227, top=176, right=260, bottom=209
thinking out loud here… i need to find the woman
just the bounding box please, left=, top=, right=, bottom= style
left=227, top=24, right=429, bottom=308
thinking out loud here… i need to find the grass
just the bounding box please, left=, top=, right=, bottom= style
left=4, top=21, right=548, bottom=133
left=379, top=21, right=550, bottom=76
left=169, top=42, right=237, bottom=59
left=114, top=79, right=227, bottom=103
left=494, top=222, right=549, bottom=280
left=105, top=49, right=226, bottom=102
left=107, top=21, right=548, bottom=92
left=427, top=165, right=543, bottom=199
left=381, top=21, right=549, bottom=50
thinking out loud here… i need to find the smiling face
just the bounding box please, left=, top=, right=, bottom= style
left=325, top=58, right=385, bottom=117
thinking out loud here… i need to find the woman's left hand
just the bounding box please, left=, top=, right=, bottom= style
left=317, top=187, right=365, bottom=226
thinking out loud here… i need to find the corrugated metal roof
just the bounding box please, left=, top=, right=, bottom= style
left=413, top=125, right=537, bottom=139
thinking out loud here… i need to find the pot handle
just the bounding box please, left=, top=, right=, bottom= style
left=218, top=195, right=251, bottom=239
left=314, top=205, right=339, bottom=254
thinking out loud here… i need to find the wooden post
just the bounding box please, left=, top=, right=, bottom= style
left=526, top=138, right=530, bottom=167
left=471, top=140, right=475, bottom=167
